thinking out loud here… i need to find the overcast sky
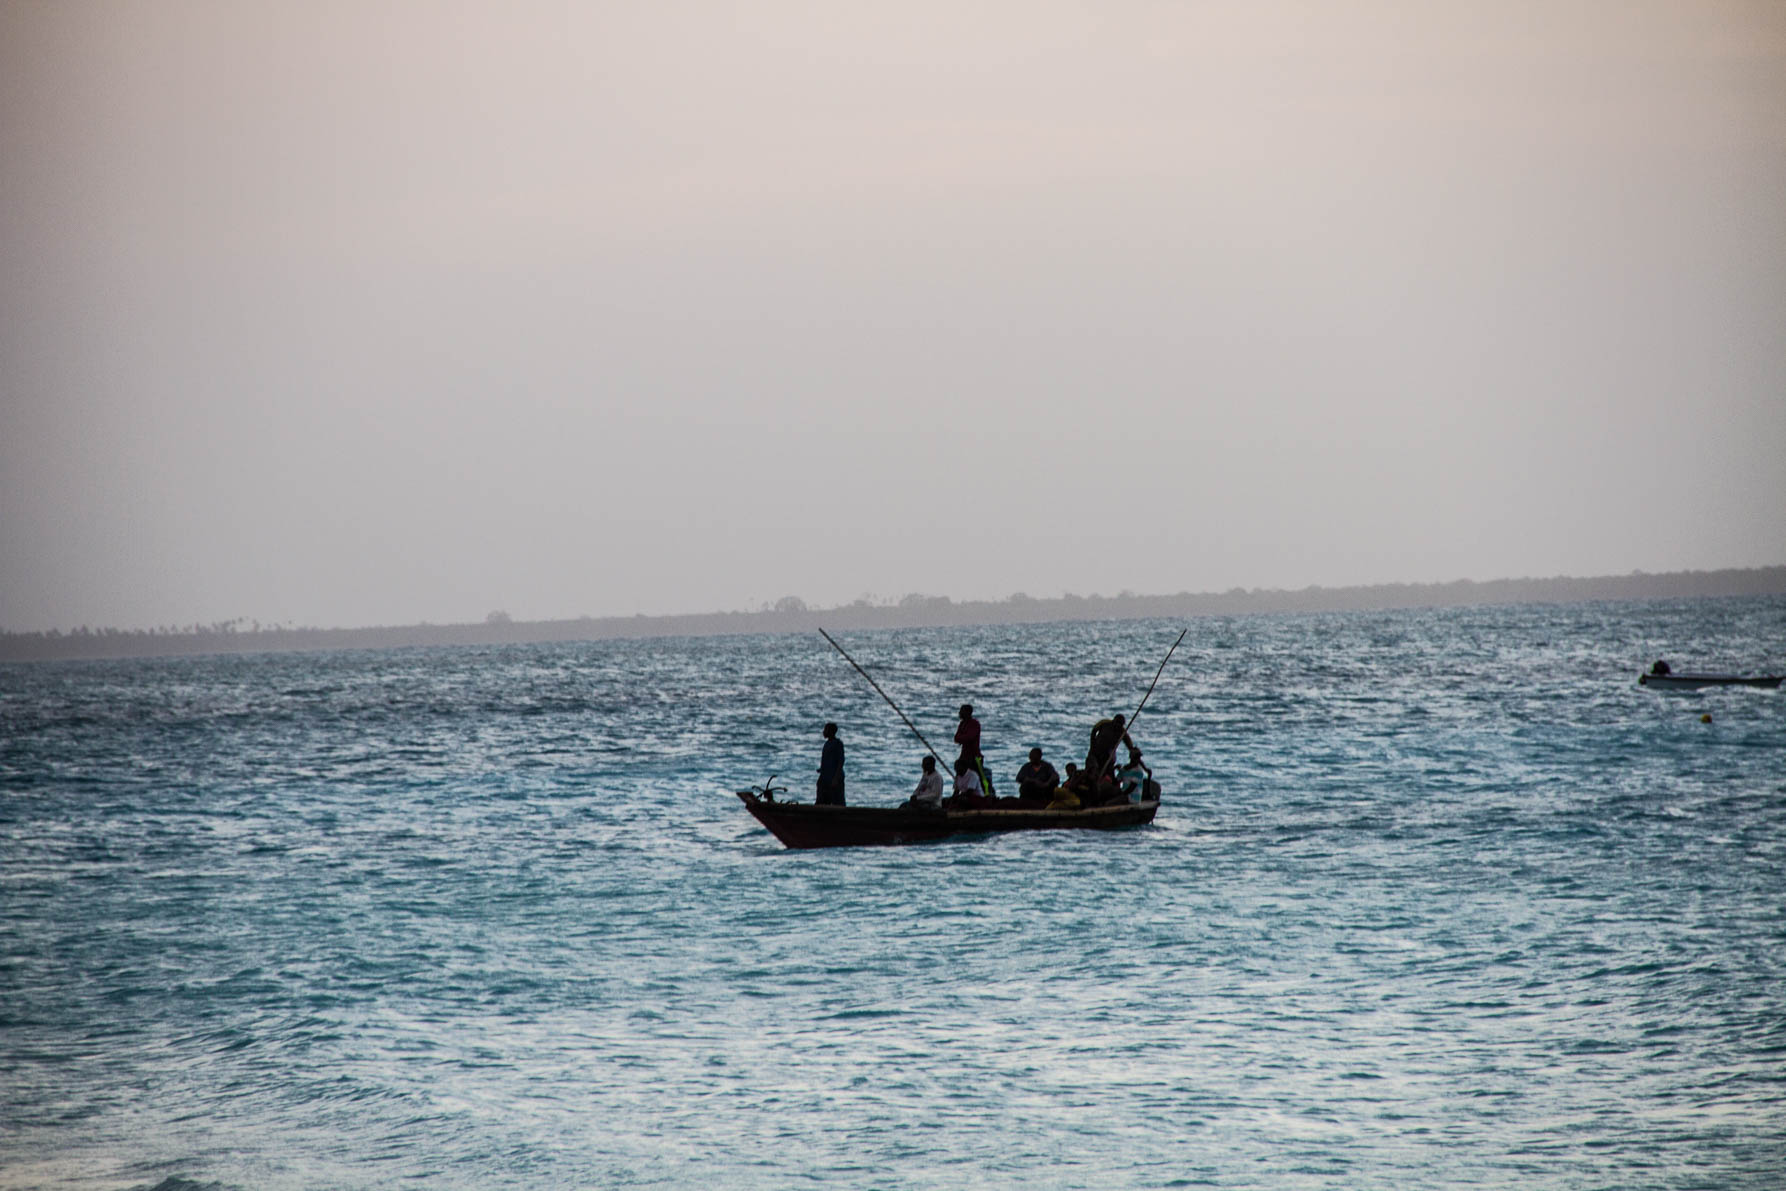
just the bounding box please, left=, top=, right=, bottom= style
left=3, top=1, right=1783, bottom=631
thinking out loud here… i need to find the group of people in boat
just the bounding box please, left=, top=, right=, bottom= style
left=816, top=705, right=1158, bottom=812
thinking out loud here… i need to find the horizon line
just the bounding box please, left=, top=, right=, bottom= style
left=4, top=564, right=1784, bottom=663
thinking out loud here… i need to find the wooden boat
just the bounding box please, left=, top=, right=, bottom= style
left=737, top=789, right=1160, bottom=849
left=1638, top=671, right=1782, bottom=690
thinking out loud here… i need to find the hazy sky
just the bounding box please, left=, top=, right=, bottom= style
left=3, top=1, right=1783, bottom=631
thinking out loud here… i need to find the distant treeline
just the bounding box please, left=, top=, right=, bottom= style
left=4, top=566, right=1783, bottom=664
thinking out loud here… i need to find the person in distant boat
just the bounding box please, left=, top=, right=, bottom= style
left=955, top=703, right=994, bottom=796
left=816, top=722, right=846, bottom=806
left=1651, top=660, right=1672, bottom=676
left=907, top=755, right=944, bottom=810
left=1016, top=747, right=1060, bottom=806
left=1086, top=713, right=1135, bottom=781
left=1116, top=748, right=1152, bottom=804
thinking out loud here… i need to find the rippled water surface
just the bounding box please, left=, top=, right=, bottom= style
left=3, top=599, right=1784, bottom=1189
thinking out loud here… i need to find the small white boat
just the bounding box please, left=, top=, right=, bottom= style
left=1639, top=661, right=1781, bottom=690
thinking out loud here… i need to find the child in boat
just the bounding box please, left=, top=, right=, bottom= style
left=1044, top=763, right=1086, bottom=810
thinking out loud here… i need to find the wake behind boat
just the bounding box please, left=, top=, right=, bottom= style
left=738, top=788, right=1160, bottom=849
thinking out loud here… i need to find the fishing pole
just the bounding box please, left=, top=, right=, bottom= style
left=817, top=628, right=951, bottom=770
left=1126, top=628, right=1187, bottom=731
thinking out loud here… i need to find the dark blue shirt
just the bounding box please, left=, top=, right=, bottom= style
left=819, top=737, right=844, bottom=783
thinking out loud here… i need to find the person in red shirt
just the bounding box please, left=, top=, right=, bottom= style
left=954, top=703, right=993, bottom=796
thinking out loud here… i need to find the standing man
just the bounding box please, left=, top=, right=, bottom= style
left=816, top=722, right=846, bottom=806
left=955, top=704, right=994, bottom=797
left=1086, top=713, right=1135, bottom=782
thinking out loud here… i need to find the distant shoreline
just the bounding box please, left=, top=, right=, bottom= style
left=3, top=566, right=1782, bottom=664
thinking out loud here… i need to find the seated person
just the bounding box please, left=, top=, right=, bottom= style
left=1115, top=748, right=1152, bottom=803
left=1015, top=747, right=1061, bottom=806
left=905, top=755, right=944, bottom=810
left=1076, top=763, right=1122, bottom=807
left=945, top=758, right=992, bottom=810
left=1045, top=772, right=1082, bottom=811
left=1055, top=763, right=1095, bottom=807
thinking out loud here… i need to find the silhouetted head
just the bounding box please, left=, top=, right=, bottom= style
left=1112, top=714, right=1125, bottom=727
left=1127, top=747, right=1142, bottom=763
left=956, top=759, right=972, bottom=776
left=822, top=722, right=837, bottom=739
left=1028, top=747, right=1043, bottom=762
left=1064, top=762, right=1079, bottom=776
left=921, top=755, right=936, bottom=772
left=959, top=704, right=973, bottom=719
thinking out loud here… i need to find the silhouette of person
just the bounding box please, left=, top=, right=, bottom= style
left=816, top=722, right=845, bottom=805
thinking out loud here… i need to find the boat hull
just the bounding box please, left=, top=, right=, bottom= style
left=1638, top=673, right=1782, bottom=690
left=737, top=790, right=1160, bottom=849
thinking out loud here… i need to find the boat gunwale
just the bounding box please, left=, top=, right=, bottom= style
left=736, top=791, right=1160, bottom=818
left=736, top=789, right=1161, bottom=848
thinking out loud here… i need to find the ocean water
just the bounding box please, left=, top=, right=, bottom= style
left=2, top=598, right=1783, bottom=1190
